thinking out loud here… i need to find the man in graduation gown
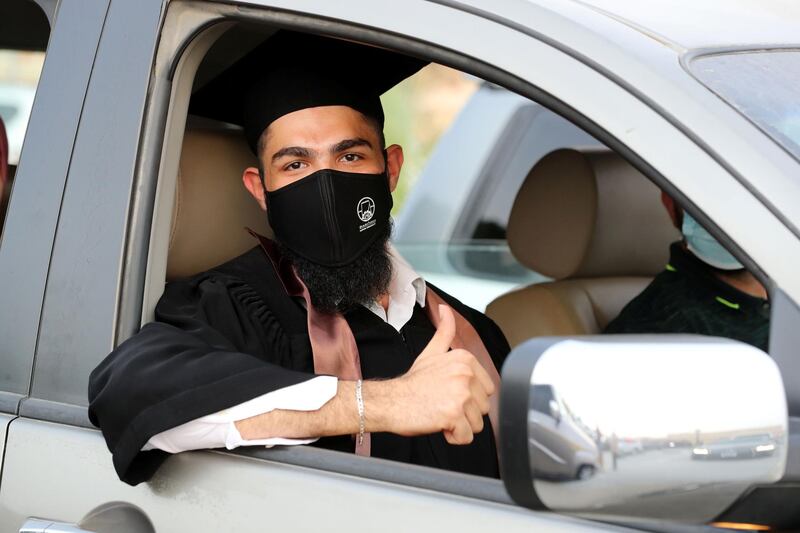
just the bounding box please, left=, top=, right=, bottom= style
left=88, top=30, right=510, bottom=486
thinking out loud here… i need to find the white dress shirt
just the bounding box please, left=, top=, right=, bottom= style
left=143, top=246, right=427, bottom=453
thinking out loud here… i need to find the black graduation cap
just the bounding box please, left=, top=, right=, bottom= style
left=190, top=30, right=428, bottom=155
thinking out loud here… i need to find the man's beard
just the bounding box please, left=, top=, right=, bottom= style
left=279, top=221, right=393, bottom=314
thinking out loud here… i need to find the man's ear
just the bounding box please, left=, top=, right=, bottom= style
left=243, top=167, right=267, bottom=211
left=385, top=144, right=404, bottom=193
left=661, top=191, right=682, bottom=229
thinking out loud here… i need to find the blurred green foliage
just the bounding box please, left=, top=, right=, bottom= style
left=381, top=79, right=424, bottom=214
left=381, top=65, right=476, bottom=215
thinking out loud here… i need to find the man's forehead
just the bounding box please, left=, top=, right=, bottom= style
left=265, top=106, right=377, bottom=152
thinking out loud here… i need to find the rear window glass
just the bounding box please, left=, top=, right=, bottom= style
left=0, top=49, right=44, bottom=166
left=0, top=0, right=50, bottom=399
left=690, top=50, right=800, bottom=162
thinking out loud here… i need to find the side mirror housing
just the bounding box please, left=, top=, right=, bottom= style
left=500, top=335, right=788, bottom=524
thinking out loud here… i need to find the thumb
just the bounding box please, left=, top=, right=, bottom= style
left=423, top=304, right=456, bottom=355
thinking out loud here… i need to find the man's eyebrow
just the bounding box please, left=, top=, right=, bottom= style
left=271, top=146, right=314, bottom=163
left=331, top=138, right=373, bottom=153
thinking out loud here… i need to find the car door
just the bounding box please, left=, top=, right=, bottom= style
left=0, top=0, right=104, bottom=501
left=1, top=0, right=798, bottom=531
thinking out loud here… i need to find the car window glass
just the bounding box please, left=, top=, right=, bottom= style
left=690, top=50, right=800, bottom=163
left=381, top=65, right=478, bottom=214
left=387, top=74, right=552, bottom=310
left=0, top=50, right=43, bottom=166
left=387, top=73, right=770, bottom=356
left=0, top=0, right=48, bottom=245
left=386, top=69, right=773, bottom=356
left=390, top=81, right=605, bottom=312
left=387, top=74, right=602, bottom=311
left=0, top=0, right=50, bottom=398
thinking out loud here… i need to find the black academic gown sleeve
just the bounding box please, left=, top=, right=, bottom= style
left=88, top=270, right=316, bottom=486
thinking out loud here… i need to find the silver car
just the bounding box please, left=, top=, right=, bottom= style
left=1, top=0, right=798, bottom=531
left=692, top=434, right=778, bottom=460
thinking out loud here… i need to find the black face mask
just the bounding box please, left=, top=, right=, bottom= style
left=265, top=168, right=393, bottom=267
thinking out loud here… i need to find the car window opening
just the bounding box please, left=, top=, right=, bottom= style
left=126, top=20, right=775, bottom=486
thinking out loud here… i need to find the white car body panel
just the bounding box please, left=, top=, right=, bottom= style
left=0, top=419, right=632, bottom=532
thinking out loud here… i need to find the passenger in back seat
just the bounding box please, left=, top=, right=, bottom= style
left=604, top=192, right=769, bottom=351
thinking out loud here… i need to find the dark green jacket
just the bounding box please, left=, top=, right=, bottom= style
left=604, top=243, right=769, bottom=351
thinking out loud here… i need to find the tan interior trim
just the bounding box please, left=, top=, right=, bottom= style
left=486, top=277, right=652, bottom=348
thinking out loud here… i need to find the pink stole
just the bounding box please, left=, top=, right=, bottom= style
left=251, top=231, right=501, bottom=455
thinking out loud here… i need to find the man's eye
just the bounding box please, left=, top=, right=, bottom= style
left=285, top=161, right=305, bottom=171
left=341, top=153, right=362, bottom=162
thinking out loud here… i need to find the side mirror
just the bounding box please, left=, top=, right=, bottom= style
left=500, top=336, right=788, bottom=524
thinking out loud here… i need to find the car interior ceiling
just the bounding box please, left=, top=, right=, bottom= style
left=192, top=23, right=278, bottom=96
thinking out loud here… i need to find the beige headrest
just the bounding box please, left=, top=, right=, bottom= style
left=167, top=127, right=271, bottom=280
left=507, top=149, right=680, bottom=279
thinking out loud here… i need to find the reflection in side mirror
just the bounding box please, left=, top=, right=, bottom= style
left=500, top=336, right=788, bottom=524
left=548, top=399, right=561, bottom=424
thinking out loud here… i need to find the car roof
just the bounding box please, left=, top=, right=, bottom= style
left=554, top=0, right=800, bottom=50
left=194, top=0, right=800, bottom=52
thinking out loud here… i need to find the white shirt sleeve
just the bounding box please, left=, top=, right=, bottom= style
left=141, top=375, right=338, bottom=453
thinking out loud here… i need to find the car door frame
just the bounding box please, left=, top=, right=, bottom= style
left=136, top=0, right=800, bottom=497
left=0, top=0, right=110, bottom=422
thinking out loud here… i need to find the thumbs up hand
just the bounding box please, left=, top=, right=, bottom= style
left=380, top=305, right=496, bottom=444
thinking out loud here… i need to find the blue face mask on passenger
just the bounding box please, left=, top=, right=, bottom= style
left=681, top=212, right=743, bottom=270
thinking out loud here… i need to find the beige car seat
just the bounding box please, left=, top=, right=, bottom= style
left=167, top=126, right=271, bottom=280
left=486, top=148, right=680, bottom=348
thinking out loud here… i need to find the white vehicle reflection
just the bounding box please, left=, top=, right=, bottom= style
left=528, top=384, right=601, bottom=481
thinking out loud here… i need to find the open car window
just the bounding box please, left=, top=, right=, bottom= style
left=163, top=22, right=772, bottom=356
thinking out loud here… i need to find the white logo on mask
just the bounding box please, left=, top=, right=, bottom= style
left=357, top=197, right=377, bottom=232
left=357, top=197, right=375, bottom=222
